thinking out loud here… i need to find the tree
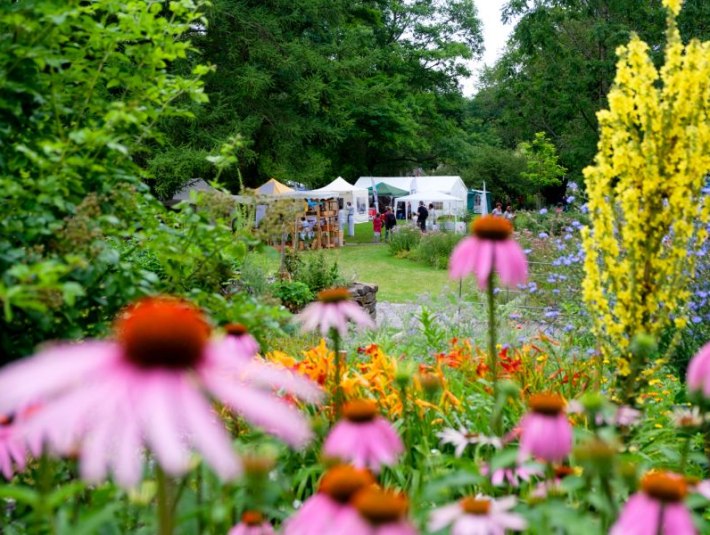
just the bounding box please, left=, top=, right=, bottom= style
left=149, top=0, right=484, bottom=194
left=472, top=0, right=710, bottom=189
left=517, top=132, right=566, bottom=194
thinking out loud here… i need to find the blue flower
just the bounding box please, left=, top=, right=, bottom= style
left=538, top=232, right=549, bottom=239
left=692, top=316, right=702, bottom=324
left=539, top=208, right=548, bottom=215
left=566, top=195, right=575, bottom=204
left=580, top=203, right=589, bottom=214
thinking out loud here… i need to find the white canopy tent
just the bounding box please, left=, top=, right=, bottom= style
left=411, top=176, right=467, bottom=204
left=394, top=191, right=465, bottom=218
left=312, top=177, right=369, bottom=223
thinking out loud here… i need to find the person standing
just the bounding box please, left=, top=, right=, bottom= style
left=416, top=201, right=428, bottom=232
left=372, top=212, right=383, bottom=242
left=492, top=202, right=503, bottom=216
left=346, top=201, right=355, bottom=237
left=428, top=203, right=437, bottom=231
left=504, top=205, right=515, bottom=221
left=384, top=207, right=397, bottom=240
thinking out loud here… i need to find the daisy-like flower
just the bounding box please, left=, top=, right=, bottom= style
left=323, top=399, right=403, bottom=472
left=480, top=463, right=543, bottom=487
left=0, top=413, right=27, bottom=480
left=229, top=512, right=275, bottom=535
left=671, top=406, right=703, bottom=430
left=428, top=495, right=527, bottom=534
left=296, top=287, right=375, bottom=338
left=611, top=471, right=696, bottom=535
left=518, top=394, right=572, bottom=463
left=449, top=215, right=528, bottom=289
left=284, top=465, right=375, bottom=535
left=0, top=297, right=321, bottom=488
left=337, top=488, right=417, bottom=535
left=687, top=341, right=710, bottom=401
left=438, top=428, right=502, bottom=457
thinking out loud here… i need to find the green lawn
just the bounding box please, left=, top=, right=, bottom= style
left=261, top=222, right=464, bottom=302
left=321, top=243, right=455, bottom=302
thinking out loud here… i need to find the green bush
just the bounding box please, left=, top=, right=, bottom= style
left=388, top=227, right=421, bottom=256
left=273, top=281, right=314, bottom=312
left=413, top=232, right=464, bottom=269
left=283, top=251, right=344, bottom=294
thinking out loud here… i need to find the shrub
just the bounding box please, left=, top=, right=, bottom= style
left=283, top=251, right=344, bottom=294
left=414, top=232, right=464, bottom=269
left=388, top=227, right=421, bottom=256
left=273, top=281, right=314, bottom=312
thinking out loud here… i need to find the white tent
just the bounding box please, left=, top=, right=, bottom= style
left=410, top=176, right=468, bottom=204
left=312, top=177, right=369, bottom=223
left=394, top=191, right=465, bottom=217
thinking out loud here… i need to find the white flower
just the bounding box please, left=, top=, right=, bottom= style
left=428, top=495, right=527, bottom=534
left=437, top=428, right=501, bottom=457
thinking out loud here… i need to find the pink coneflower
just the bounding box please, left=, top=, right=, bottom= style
left=337, top=488, right=417, bottom=535
left=284, top=465, right=375, bottom=535
left=223, top=323, right=260, bottom=361
left=296, top=288, right=374, bottom=338
left=449, top=215, right=528, bottom=289
left=323, top=399, right=403, bottom=472
left=438, top=428, right=502, bottom=457
left=0, top=297, right=321, bottom=488
left=518, top=393, right=572, bottom=463
left=611, top=472, right=696, bottom=535
left=481, top=462, right=543, bottom=487
left=428, top=495, right=527, bottom=534
left=228, top=512, right=275, bottom=535
left=687, top=341, right=710, bottom=399
left=0, top=413, right=27, bottom=480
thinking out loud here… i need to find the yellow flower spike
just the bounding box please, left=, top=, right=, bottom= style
left=582, top=0, right=710, bottom=402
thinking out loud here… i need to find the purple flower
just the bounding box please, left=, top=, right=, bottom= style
left=538, top=232, right=549, bottom=239
left=518, top=394, right=572, bottom=463
left=566, top=196, right=575, bottom=203
left=539, top=208, right=548, bottom=215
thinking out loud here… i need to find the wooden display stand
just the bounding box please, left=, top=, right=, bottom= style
left=284, top=197, right=341, bottom=251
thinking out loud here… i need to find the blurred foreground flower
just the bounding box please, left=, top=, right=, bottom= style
left=284, top=465, right=374, bottom=535
left=518, top=394, right=572, bottom=463
left=338, top=488, right=417, bottom=535
left=229, top=512, right=275, bottom=535
left=324, top=399, right=403, bottom=472
left=0, top=297, right=321, bottom=488
left=296, top=287, right=374, bottom=338
left=611, top=472, right=696, bottom=535
left=687, top=341, right=710, bottom=401
left=428, top=495, right=527, bottom=534
left=0, top=412, right=27, bottom=480
left=448, top=215, right=528, bottom=289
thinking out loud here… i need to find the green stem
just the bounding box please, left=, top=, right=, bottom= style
left=679, top=433, right=692, bottom=473
left=38, top=453, right=56, bottom=535
left=398, top=383, right=410, bottom=466
left=332, top=330, right=343, bottom=419
left=156, top=466, right=174, bottom=535
left=487, top=275, right=501, bottom=435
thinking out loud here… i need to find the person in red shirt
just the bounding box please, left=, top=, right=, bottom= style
left=372, top=212, right=383, bottom=242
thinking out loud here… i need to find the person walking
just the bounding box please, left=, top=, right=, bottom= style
left=346, top=201, right=355, bottom=237
left=416, top=201, right=428, bottom=232
left=428, top=203, right=437, bottom=231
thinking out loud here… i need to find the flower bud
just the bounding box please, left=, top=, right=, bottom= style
left=630, top=333, right=657, bottom=360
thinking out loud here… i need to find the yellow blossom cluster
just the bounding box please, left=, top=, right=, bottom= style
left=582, top=1, right=710, bottom=396
left=265, top=340, right=459, bottom=419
